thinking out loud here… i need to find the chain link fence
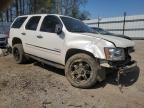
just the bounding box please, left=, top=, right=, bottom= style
left=84, top=14, right=144, bottom=39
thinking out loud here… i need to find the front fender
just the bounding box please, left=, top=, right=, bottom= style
left=66, top=38, right=115, bottom=59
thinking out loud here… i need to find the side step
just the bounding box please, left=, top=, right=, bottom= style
left=25, top=54, right=65, bottom=69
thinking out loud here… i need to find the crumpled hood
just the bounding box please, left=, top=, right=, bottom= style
left=109, top=33, right=132, bottom=40
left=81, top=33, right=135, bottom=48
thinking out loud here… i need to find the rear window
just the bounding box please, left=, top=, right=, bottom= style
left=11, top=17, right=27, bottom=28
left=25, top=16, right=41, bottom=31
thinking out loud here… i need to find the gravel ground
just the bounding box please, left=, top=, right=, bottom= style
left=0, top=40, right=144, bottom=108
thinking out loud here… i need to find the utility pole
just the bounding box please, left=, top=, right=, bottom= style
left=123, top=12, right=126, bottom=35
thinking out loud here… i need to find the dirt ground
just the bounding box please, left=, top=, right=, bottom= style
left=0, top=40, right=144, bottom=108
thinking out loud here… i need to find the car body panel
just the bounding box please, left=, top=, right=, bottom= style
left=65, top=32, right=115, bottom=60
left=80, top=33, right=135, bottom=48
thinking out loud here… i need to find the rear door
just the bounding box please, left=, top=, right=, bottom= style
left=9, top=16, right=27, bottom=46
left=22, top=16, right=41, bottom=56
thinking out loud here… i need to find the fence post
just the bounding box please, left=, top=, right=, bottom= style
left=98, top=16, right=102, bottom=28
left=98, top=16, right=100, bottom=28
left=123, top=12, right=126, bottom=35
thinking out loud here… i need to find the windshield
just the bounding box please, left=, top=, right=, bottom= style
left=91, top=27, right=113, bottom=35
left=60, top=16, right=94, bottom=33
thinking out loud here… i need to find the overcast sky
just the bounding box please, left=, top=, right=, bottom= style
left=81, top=0, right=144, bottom=18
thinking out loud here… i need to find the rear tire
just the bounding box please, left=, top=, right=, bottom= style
left=12, top=44, right=27, bottom=64
left=65, top=53, right=101, bottom=89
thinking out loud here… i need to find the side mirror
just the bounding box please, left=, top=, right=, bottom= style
left=55, top=24, right=63, bottom=34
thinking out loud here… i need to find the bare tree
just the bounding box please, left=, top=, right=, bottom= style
left=0, top=12, right=3, bottom=22
left=0, top=0, right=89, bottom=23
left=55, top=0, right=62, bottom=14
left=0, top=0, right=12, bottom=10
left=19, top=0, right=23, bottom=15
left=15, top=0, right=19, bottom=16
left=6, top=8, right=9, bottom=22
left=60, top=0, right=88, bottom=19
left=9, top=6, right=13, bottom=22
left=22, top=0, right=25, bottom=14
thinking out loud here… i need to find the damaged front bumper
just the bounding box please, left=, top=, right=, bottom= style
left=100, top=59, right=137, bottom=88
left=100, top=59, right=137, bottom=70
left=121, top=60, right=137, bottom=71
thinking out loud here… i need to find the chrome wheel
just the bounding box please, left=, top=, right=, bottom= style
left=70, top=59, right=92, bottom=83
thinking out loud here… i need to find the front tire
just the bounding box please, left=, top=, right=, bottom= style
left=65, top=53, right=101, bottom=89
left=12, top=44, right=26, bottom=64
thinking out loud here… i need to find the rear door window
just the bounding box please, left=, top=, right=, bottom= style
left=11, top=17, right=27, bottom=28
left=25, top=16, right=41, bottom=31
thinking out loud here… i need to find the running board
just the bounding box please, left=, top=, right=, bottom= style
left=25, top=54, right=65, bottom=69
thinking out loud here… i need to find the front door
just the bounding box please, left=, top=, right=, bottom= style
left=36, top=15, right=65, bottom=64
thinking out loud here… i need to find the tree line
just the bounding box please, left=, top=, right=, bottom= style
left=0, top=0, right=90, bottom=22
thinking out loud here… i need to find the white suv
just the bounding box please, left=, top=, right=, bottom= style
left=8, top=14, right=136, bottom=88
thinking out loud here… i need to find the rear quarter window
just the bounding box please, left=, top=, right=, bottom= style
left=11, top=17, right=27, bottom=28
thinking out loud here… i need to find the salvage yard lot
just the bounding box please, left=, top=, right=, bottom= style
left=0, top=40, right=144, bottom=108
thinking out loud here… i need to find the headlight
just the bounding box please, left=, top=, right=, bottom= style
left=104, top=47, right=125, bottom=61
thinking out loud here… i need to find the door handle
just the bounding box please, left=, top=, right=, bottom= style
left=21, top=32, right=26, bottom=35
left=37, top=35, right=43, bottom=39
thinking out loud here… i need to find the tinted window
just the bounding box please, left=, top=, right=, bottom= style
left=60, top=16, right=93, bottom=33
left=40, top=15, right=61, bottom=33
left=12, top=17, right=27, bottom=28
left=25, top=16, right=41, bottom=30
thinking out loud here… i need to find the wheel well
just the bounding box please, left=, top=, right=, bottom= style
left=12, top=38, right=22, bottom=46
left=65, top=49, right=94, bottom=63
